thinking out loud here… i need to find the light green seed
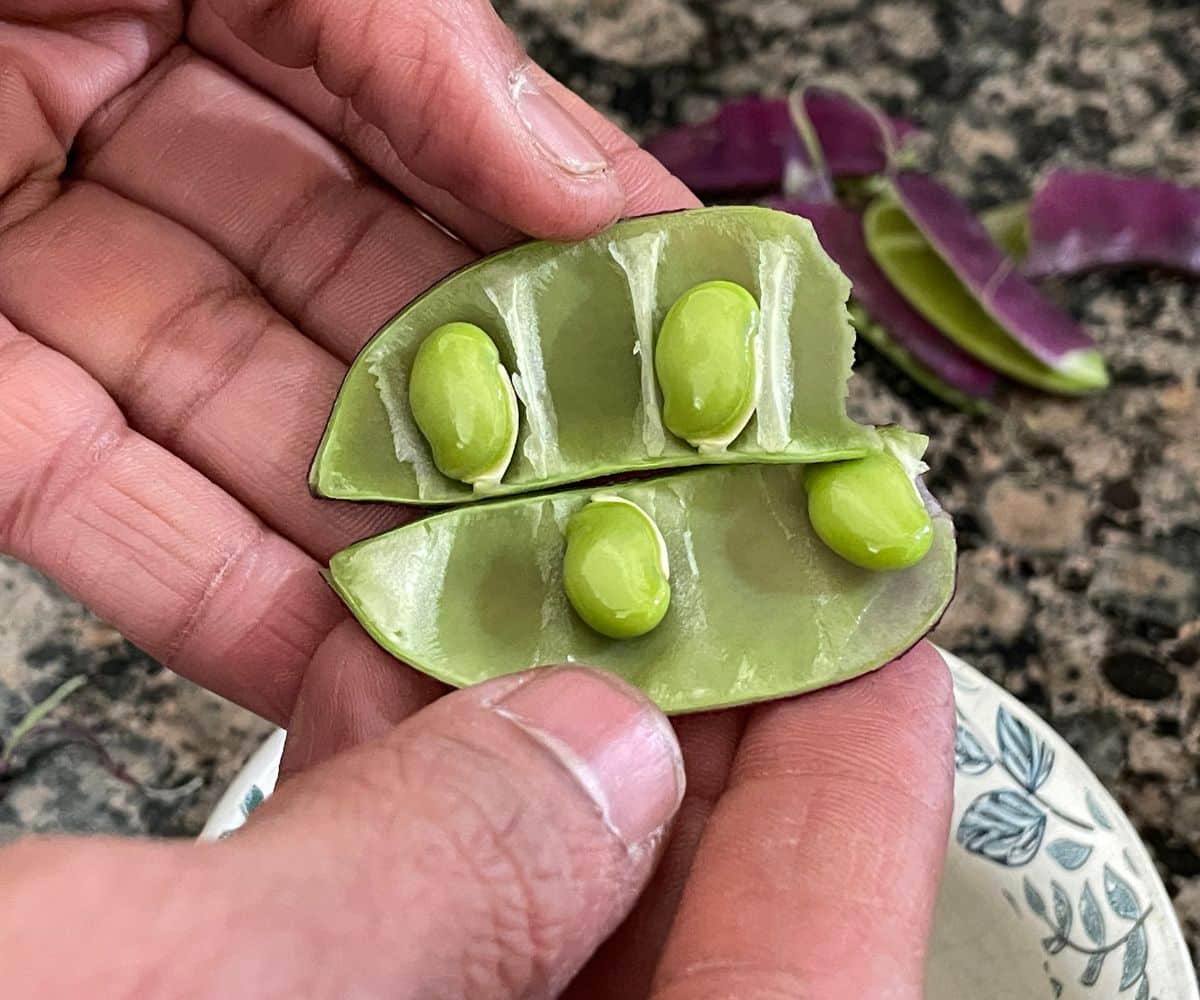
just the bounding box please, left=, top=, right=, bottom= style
left=806, top=451, right=934, bottom=571
left=655, top=280, right=759, bottom=453
left=408, top=322, right=518, bottom=490
left=563, top=496, right=671, bottom=640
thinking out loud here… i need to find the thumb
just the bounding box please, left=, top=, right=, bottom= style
left=0, top=668, right=684, bottom=999
left=204, top=0, right=626, bottom=239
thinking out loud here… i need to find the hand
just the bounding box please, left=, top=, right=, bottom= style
left=0, top=3, right=955, bottom=997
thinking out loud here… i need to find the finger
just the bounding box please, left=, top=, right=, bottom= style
left=0, top=315, right=438, bottom=733
left=197, top=0, right=624, bottom=241
left=651, top=644, right=955, bottom=1000
left=187, top=0, right=521, bottom=252
left=567, top=710, right=747, bottom=1000
left=186, top=1, right=699, bottom=250
left=1, top=668, right=685, bottom=999
left=0, top=181, right=403, bottom=561
left=76, top=49, right=475, bottom=363
left=0, top=315, right=338, bottom=722
left=523, top=63, right=702, bottom=223
left=278, top=617, right=446, bottom=777
left=252, top=667, right=686, bottom=997
left=0, top=2, right=178, bottom=229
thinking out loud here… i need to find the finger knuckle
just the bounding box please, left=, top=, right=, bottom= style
left=0, top=332, right=126, bottom=557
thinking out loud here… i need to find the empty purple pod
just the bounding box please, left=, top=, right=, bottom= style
left=643, top=97, right=808, bottom=197
left=794, top=86, right=919, bottom=179
left=889, top=170, right=1107, bottom=388
left=1024, top=169, right=1200, bottom=278
left=645, top=92, right=916, bottom=199
left=768, top=197, right=999, bottom=400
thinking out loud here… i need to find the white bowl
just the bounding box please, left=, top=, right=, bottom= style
left=201, top=649, right=1197, bottom=998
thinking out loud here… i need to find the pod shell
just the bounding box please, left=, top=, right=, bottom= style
left=311, top=206, right=879, bottom=504
left=865, top=193, right=1105, bottom=395
left=326, top=432, right=956, bottom=714
left=644, top=93, right=917, bottom=198
left=770, top=198, right=998, bottom=400
left=1023, top=170, right=1200, bottom=278
left=886, top=171, right=1107, bottom=388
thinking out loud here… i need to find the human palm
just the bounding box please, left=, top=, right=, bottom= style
left=0, top=3, right=953, bottom=997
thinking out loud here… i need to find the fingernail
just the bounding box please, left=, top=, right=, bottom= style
left=510, top=65, right=611, bottom=176
left=491, top=668, right=684, bottom=846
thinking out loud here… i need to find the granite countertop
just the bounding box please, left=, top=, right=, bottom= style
left=0, top=0, right=1196, bottom=965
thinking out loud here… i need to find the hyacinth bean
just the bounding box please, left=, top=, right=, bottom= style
left=407, top=322, right=518, bottom=491
left=325, top=429, right=954, bottom=713
left=655, top=280, right=760, bottom=453
left=806, top=449, right=934, bottom=571
left=315, top=206, right=958, bottom=710
left=562, top=497, right=671, bottom=639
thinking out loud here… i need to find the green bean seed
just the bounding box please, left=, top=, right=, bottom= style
left=655, top=280, right=760, bottom=453
left=805, top=452, right=934, bottom=571
left=563, top=496, right=671, bottom=639
left=408, top=322, right=518, bottom=490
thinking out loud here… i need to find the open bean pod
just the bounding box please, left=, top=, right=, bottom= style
left=865, top=188, right=1107, bottom=396
left=866, top=173, right=1109, bottom=395
left=327, top=429, right=956, bottom=714
left=310, top=207, right=879, bottom=504
left=768, top=197, right=1000, bottom=403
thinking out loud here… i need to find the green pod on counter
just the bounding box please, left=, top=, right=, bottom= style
left=863, top=197, right=1100, bottom=395
left=325, top=429, right=955, bottom=714
left=849, top=305, right=994, bottom=415
left=310, top=206, right=879, bottom=504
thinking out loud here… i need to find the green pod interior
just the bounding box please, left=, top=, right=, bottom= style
left=980, top=201, right=1030, bottom=261
left=311, top=206, right=879, bottom=504
left=848, top=204, right=1031, bottom=414
left=849, top=305, right=994, bottom=414
left=863, top=197, right=1095, bottom=395
left=326, top=431, right=955, bottom=714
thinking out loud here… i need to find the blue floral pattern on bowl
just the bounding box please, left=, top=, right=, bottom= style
left=200, top=728, right=283, bottom=842
left=940, top=649, right=1196, bottom=1000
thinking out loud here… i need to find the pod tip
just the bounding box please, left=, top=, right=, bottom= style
left=1059, top=348, right=1110, bottom=391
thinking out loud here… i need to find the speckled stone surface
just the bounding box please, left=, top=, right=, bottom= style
left=0, top=0, right=1196, bottom=964
left=0, top=558, right=272, bottom=839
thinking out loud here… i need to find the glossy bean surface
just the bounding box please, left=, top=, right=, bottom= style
left=806, top=450, right=934, bottom=570
left=563, top=497, right=671, bottom=639
left=655, top=280, right=759, bottom=452
left=408, top=322, right=518, bottom=489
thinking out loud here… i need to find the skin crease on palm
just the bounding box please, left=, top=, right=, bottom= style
left=0, top=2, right=955, bottom=997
